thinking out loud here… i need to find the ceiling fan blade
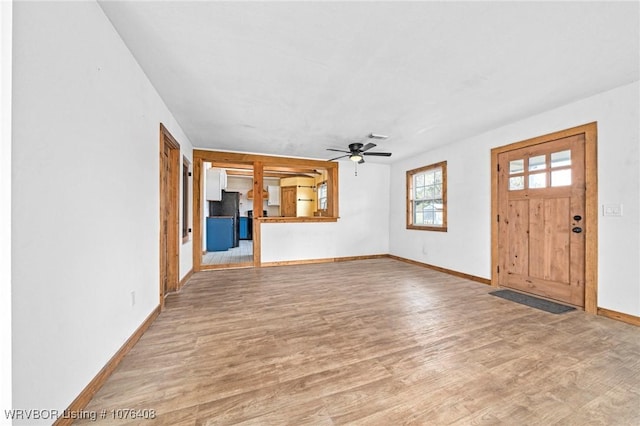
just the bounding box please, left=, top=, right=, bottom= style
left=363, top=152, right=392, bottom=157
left=326, top=148, right=350, bottom=153
left=329, top=154, right=349, bottom=161
left=361, top=142, right=377, bottom=152
left=358, top=158, right=365, bottom=164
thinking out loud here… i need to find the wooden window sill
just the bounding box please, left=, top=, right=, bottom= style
left=406, top=225, right=448, bottom=232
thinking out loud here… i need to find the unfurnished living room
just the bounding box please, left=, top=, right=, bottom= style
left=1, top=1, right=639, bottom=425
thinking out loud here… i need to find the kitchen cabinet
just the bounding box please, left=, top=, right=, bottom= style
left=239, top=217, right=249, bottom=240
left=267, top=185, right=280, bottom=206
left=206, top=168, right=227, bottom=201
left=206, top=217, right=233, bottom=251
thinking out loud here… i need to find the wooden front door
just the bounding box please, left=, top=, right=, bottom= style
left=497, top=134, right=586, bottom=307
left=281, top=186, right=297, bottom=217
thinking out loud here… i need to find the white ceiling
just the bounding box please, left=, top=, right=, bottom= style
left=99, top=1, right=639, bottom=163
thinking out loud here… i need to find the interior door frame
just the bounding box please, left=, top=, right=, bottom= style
left=491, top=122, right=598, bottom=313
left=159, top=123, right=180, bottom=308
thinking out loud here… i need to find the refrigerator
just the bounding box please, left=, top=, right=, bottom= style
left=209, top=190, right=240, bottom=247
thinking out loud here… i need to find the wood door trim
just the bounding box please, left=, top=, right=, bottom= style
left=491, top=122, right=598, bottom=313
left=192, top=157, right=203, bottom=273
left=159, top=123, right=180, bottom=307
left=253, top=161, right=263, bottom=266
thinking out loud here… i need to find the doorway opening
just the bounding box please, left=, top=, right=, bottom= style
left=200, top=162, right=257, bottom=269
left=491, top=122, right=598, bottom=313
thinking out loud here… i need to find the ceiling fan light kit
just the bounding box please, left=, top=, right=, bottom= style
left=326, top=133, right=392, bottom=175
left=327, top=135, right=392, bottom=162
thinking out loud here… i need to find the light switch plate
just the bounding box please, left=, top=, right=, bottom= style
left=602, top=204, right=623, bottom=216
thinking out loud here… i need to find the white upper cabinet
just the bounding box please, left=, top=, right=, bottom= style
left=267, top=185, right=280, bottom=206
left=206, top=168, right=227, bottom=201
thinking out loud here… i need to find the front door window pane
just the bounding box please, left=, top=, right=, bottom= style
left=529, top=155, right=546, bottom=171
left=529, top=173, right=546, bottom=188
left=551, top=169, right=572, bottom=187
left=509, top=159, right=524, bottom=174
left=551, top=150, right=571, bottom=168
left=509, top=176, right=524, bottom=190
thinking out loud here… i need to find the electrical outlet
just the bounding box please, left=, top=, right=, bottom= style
left=131, top=291, right=136, bottom=307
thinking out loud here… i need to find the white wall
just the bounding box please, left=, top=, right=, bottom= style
left=261, top=163, right=390, bottom=262
left=1, top=0, right=13, bottom=421
left=179, top=148, right=194, bottom=280
left=225, top=175, right=281, bottom=217
left=389, top=82, right=640, bottom=317
left=12, top=1, right=193, bottom=420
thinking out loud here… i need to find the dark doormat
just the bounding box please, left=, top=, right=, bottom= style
left=489, top=289, right=576, bottom=314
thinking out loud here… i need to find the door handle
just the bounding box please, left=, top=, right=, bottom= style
left=573, top=215, right=582, bottom=221
left=572, top=227, right=583, bottom=233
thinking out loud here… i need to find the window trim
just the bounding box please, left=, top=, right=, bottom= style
left=406, top=161, right=448, bottom=232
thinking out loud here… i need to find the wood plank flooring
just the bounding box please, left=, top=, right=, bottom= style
left=77, top=258, right=640, bottom=425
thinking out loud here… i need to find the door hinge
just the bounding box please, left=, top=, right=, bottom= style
left=497, top=214, right=500, bottom=222
left=497, top=164, right=500, bottom=172
left=497, top=265, right=500, bottom=273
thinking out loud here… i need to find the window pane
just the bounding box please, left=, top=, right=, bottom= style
left=424, top=172, right=434, bottom=185
left=529, top=155, right=546, bottom=171
left=551, top=169, right=572, bottom=187
left=415, top=187, right=425, bottom=200
left=509, top=159, right=524, bottom=174
left=415, top=174, right=424, bottom=186
left=433, top=184, right=442, bottom=198
left=529, top=173, right=546, bottom=188
left=509, top=176, right=524, bottom=190
left=551, top=150, right=571, bottom=168
left=424, top=210, right=434, bottom=224
left=434, top=170, right=443, bottom=184
left=425, top=186, right=435, bottom=200
left=415, top=211, right=423, bottom=224
left=434, top=211, right=443, bottom=225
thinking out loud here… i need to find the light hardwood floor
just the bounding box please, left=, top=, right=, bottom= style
left=77, top=258, right=640, bottom=425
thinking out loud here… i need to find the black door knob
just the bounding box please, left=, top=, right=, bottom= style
left=573, top=215, right=582, bottom=221
left=572, top=227, right=583, bottom=233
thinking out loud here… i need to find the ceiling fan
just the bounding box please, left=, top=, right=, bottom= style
left=327, top=134, right=392, bottom=164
